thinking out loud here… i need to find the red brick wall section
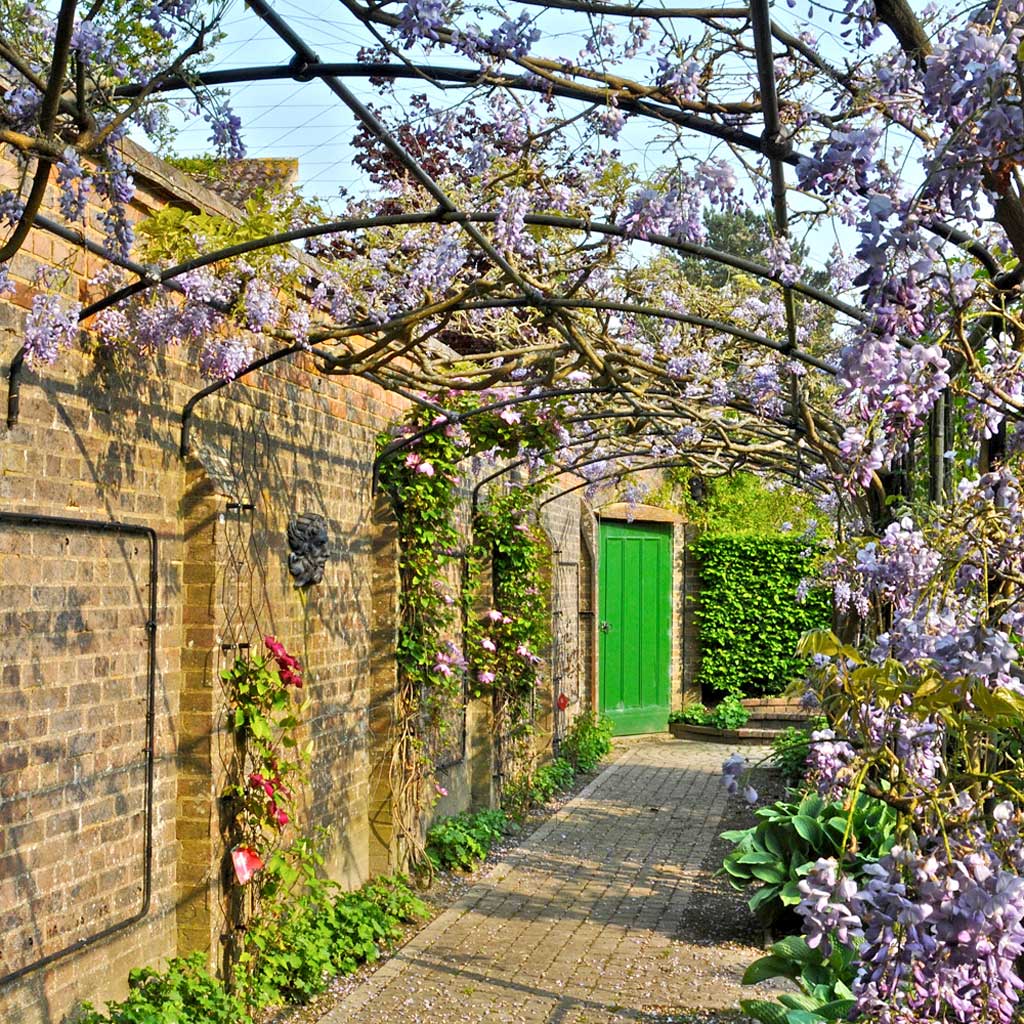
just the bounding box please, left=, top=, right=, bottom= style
left=0, top=235, right=184, bottom=1021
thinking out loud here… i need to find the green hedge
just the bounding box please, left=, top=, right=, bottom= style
left=693, top=535, right=831, bottom=696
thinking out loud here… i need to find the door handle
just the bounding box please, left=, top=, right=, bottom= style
left=599, top=620, right=612, bottom=633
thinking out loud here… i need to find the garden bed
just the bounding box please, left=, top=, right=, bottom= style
left=669, top=722, right=796, bottom=745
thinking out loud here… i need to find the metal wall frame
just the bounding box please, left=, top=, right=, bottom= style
left=0, top=511, right=158, bottom=987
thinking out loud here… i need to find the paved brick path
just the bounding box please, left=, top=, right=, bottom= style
left=322, top=738, right=766, bottom=1024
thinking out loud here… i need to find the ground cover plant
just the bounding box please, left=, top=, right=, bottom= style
left=502, top=712, right=614, bottom=820
left=78, top=954, right=250, bottom=1024
left=559, top=712, right=613, bottom=774
left=237, top=872, right=426, bottom=1007
left=740, top=934, right=857, bottom=1024
left=425, top=808, right=512, bottom=871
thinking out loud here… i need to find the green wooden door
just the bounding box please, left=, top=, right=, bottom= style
left=598, top=521, right=672, bottom=735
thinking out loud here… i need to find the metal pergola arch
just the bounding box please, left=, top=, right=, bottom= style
left=2, top=0, right=1003, bottom=504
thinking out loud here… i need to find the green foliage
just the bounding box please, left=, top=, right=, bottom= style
left=741, top=934, right=857, bottom=1024
left=560, top=711, right=613, bottom=773
left=720, top=791, right=897, bottom=927
left=669, top=703, right=710, bottom=724
left=651, top=469, right=825, bottom=537
left=222, top=652, right=308, bottom=856
left=693, top=536, right=831, bottom=696
left=499, top=771, right=535, bottom=822
left=668, top=696, right=750, bottom=729
left=376, top=398, right=562, bottom=859
left=529, top=757, right=576, bottom=802
left=425, top=808, right=511, bottom=871
left=769, top=724, right=824, bottom=784
left=236, top=873, right=426, bottom=1008
left=502, top=714, right=612, bottom=820
left=78, top=953, right=249, bottom=1024
left=710, top=694, right=750, bottom=729
left=470, top=485, right=551, bottom=712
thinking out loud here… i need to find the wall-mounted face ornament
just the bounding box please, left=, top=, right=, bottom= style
left=287, top=512, right=329, bottom=587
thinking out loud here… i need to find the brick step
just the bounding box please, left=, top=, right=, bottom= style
left=745, top=718, right=814, bottom=732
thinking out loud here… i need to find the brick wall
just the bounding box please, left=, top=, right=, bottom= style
left=0, top=143, right=587, bottom=1022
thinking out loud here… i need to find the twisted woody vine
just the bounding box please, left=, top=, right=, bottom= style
left=5, top=0, right=1024, bottom=1019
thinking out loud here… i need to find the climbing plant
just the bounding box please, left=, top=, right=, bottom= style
left=469, top=485, right=552, bottom=782
left=222, top=636, right=309, bottom=892
left=376, top=392, right=561, bottom=866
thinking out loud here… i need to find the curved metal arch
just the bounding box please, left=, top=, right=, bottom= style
left=371, top=385, right=615, bottom=492
left=471, top=419, right=704, bottom=507
left=9, top=202, right=843, bottom=428
left=112, top=65, right=1001, bottom=281
left=178, top=344, right=454, bottom=456
left=532, top=451, right=833, bottom=511
left=447, top=294, right=838, bottom=371
left=79, top=207, right=859, bottom=327
left=372, top=363, right=821, bottom=490
left=498, top=428, right=803, bottom=501
left=117, top=62, right=782, bottom=163
left=468, top=405, right=819, bottom=511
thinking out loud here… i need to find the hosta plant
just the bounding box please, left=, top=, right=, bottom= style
left=740, top=934, right=857, bottom=1024
left=720, top=791, right=896, bottom=927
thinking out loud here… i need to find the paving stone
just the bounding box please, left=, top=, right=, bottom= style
left=320, top=738, right=768, bottom=1024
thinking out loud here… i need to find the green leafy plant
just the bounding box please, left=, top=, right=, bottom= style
left=529, top=757, right=576, bottom=803
left=693, top=536, right=831, bottom=697
left=769, top=724, right=823, bottom=784
left=710, top=694, right=750, bottom=729
left=740, top=934, right=858, bottom=1024
left=720, top=791, right=897, bottom=927
left=425, top=808, right=511, bottom=871
left=236, top=872, right=426, bottom=1008
left=668, top=697, right=749, bottom=729
left=669, top=703, right=711, bottom=725
left=560, top=711, right=613, bottom=772
left=499, top=771, right=534, bottom=823
left=78, top=953, right=250, bottom=1024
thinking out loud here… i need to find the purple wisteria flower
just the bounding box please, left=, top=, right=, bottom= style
left=24, top=294, right=81, bottom=365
